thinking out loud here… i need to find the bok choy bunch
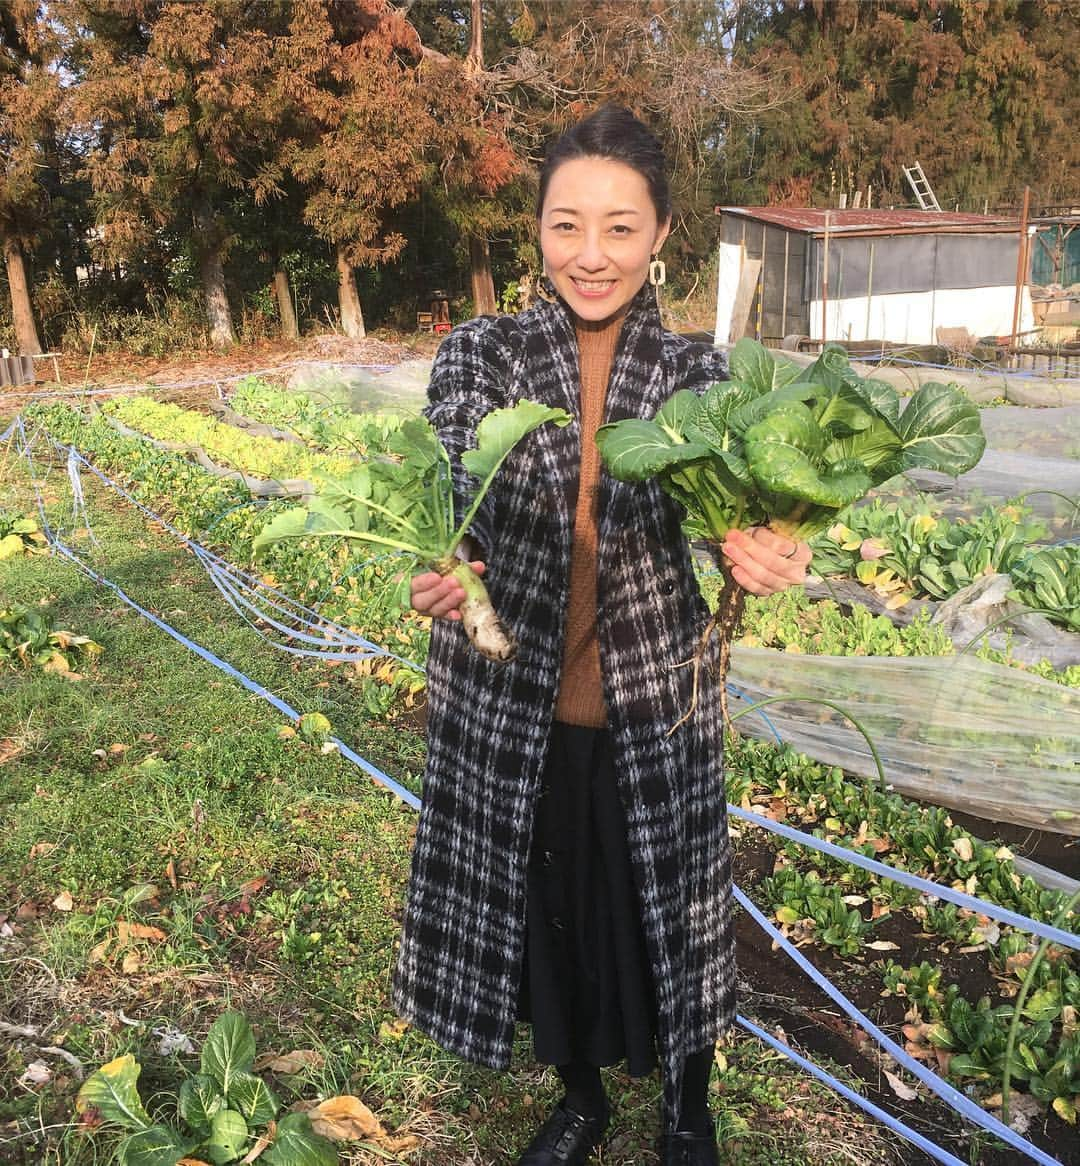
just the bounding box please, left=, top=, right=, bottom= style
left=594, top=339, right=987, bottom=724
left=254, top=399, right=570, bottom=662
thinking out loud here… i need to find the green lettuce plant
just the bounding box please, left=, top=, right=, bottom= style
left=595, top=339, right=987, bottom=723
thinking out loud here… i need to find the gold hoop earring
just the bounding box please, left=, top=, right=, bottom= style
left=648, top=256, right=666, bottom=288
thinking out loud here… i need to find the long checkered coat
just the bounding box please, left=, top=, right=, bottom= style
left=392, top=284, right=735, bottom=1118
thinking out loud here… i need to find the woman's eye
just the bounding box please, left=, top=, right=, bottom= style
left=553, top=221, right=577, bottom=232
left=609, top=224, right=633, bottom=236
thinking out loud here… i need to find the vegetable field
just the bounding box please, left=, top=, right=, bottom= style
left=2, top=354, right=1078, bottom=1166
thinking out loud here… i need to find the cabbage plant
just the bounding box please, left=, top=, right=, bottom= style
left=595, top=339, right=987, bottom=724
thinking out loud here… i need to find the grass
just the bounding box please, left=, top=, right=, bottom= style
left=0, top=437, right=904, bottom=1165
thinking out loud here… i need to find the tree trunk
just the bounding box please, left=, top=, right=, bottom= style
left=3, top=236, right=42, bottom=355
left=469, top=235, right=498, bottom=316
left=274, top=269, right=299, bottom=340
left=193, top=199, right=236, bottom=348
left=466, top=0, right=483, bottom=72
left=336, top=246, right=366, bottom=339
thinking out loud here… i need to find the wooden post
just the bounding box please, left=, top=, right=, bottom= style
left=864, top=242, right=875, bottom=342
left=780, top=232, right=790, bottom=337
left=1010, top=186, right=1031, bottom=355
left=822, top=211, right=831, bottom=346
left=757, top=225, right=767, bottom=340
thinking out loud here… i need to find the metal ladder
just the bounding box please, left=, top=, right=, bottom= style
left=903, top=162, right=942, bottom=211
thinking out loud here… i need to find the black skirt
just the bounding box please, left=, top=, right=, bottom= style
left=517, top=721, right=658, bottom=1077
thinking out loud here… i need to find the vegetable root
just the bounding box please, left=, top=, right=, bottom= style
left=669, top=552, right=746, bottom=736
left=436, top=558, right=518, bottom=663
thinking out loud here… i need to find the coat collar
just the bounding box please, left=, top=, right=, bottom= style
left=516, top=282, right=670, bottom=544
left=519, top=281, right=667, bottom=422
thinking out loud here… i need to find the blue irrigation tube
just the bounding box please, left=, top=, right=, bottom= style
left=54, top=436, right=423, bottom=669
left=729, top=806, right=1078, bottom=952
left=734, top=1016, right=970, bottom=1166
left=732, top=887, right=1062, bottom=1164
left=10, top=413, right=1073, bottom=1162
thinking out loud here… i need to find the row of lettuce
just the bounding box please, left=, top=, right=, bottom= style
left=13, top=393, right=1080, bottom=1130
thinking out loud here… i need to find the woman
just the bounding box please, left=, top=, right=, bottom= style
left=394, top=106, right=810, bottom=1166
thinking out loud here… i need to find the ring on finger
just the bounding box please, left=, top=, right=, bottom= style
left=782, top=544, right=799, bottom=559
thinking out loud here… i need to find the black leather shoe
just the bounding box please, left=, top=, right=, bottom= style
left=516, top=1101, right=609, bottom=1165
left=659, top=1129, right=720, bottom=1166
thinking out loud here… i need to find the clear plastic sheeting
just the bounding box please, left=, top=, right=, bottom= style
left=978, top=404, right=1080, bottom=459
left=880, top=404, right=1080, bottom=521
left=287, top=358, right=432, bottom=415
left=728, top=647, right=1080, bottom=835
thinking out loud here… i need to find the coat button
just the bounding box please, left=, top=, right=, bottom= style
left=662, top=580, right=676, bottom=595
left=549, top=916, right=565, bottom=931
left=542, top=849, right=555, bottom=867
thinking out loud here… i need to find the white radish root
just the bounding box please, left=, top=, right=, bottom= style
left=436, top=558, right=517, bottom=662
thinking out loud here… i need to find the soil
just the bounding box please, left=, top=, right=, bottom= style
left=9, top=337, right=1075, bottom=1163
left=0, top=330, right=444, bottom=410
left=732, top=837, right=1078, bottom=1166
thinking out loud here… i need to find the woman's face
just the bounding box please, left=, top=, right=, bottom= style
left=538, top=156, right=670, bottom=323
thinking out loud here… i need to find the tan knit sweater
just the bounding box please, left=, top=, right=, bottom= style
left=554, top=308, right=626, bottom=727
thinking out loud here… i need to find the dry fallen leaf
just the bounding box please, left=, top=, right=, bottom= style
left=117, top=921, right=167, bottom=943
left=121, top=951, right=142, bottom=975
left=253, top=1049, right=325, bottom=1074
left=951, top=836, right=974, bottom=862
left=52, top=891, right=73, bottom=912
left=379, top=1018, right=410, bottom=1041
left=884, top=1070, right=918, bottom=1101
left=18, top=1061, right=52, bottom=1088
left=108, top=743, right=130, bottom=755
left=29, top=842, right=58, bottom=860
left=239, top=876, right=269, bottom=898
left=240, top=1130, right=272, bottom=1163
left=89, top=937, right=114, bottom=963
left=302, top=1095, right=385, bottom=1142
left=383, top=1134, right=421, bottom=1153
left=866, top=940, right=900, bottom=951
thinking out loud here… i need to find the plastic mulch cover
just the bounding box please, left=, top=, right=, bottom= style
left=729, top=648, right=1080, bottom=835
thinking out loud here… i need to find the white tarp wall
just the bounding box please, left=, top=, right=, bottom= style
left=809, top=285, right=1035, bottom=345
left=714, top=242, right=743, bottom=346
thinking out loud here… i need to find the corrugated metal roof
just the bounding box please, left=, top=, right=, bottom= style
left=716, top=206, right=1018, bottom=236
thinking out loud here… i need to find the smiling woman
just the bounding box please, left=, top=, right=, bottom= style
left=393, top=106, right=810, bottom=1166
left=538, top=156, right=670, bottom=322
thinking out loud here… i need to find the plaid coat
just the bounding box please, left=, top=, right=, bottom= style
left=392, top=284, right=735, bottom=1117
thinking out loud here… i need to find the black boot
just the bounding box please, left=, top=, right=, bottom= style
left=658, top=1129, right=720, bottom=1166
left=516, top=1100, right=609, bottom=1166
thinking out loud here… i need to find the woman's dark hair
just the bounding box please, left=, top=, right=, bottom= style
left=536, top=105, right=671, bottom=224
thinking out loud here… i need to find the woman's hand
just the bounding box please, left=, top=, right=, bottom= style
left=720, top=527, right=811, bottom=597
left=411, top=561, right=486, bottom=620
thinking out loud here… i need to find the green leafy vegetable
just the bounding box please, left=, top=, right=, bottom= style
left=178, top=1074, right=225, bottom=1134
left=119, top=1125, right=197, bottom=1166
left=262, top=1113, right=338, bottom=1166
left=207, top=1108, right=248, bottom=1164
left=255, top=399, right=570, bottom=661
left=596, top=339, right=986, bottom=725
left=76, top=1055, right=153, bottom=1131
left=200, top=1012, right=256, bottom=1100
